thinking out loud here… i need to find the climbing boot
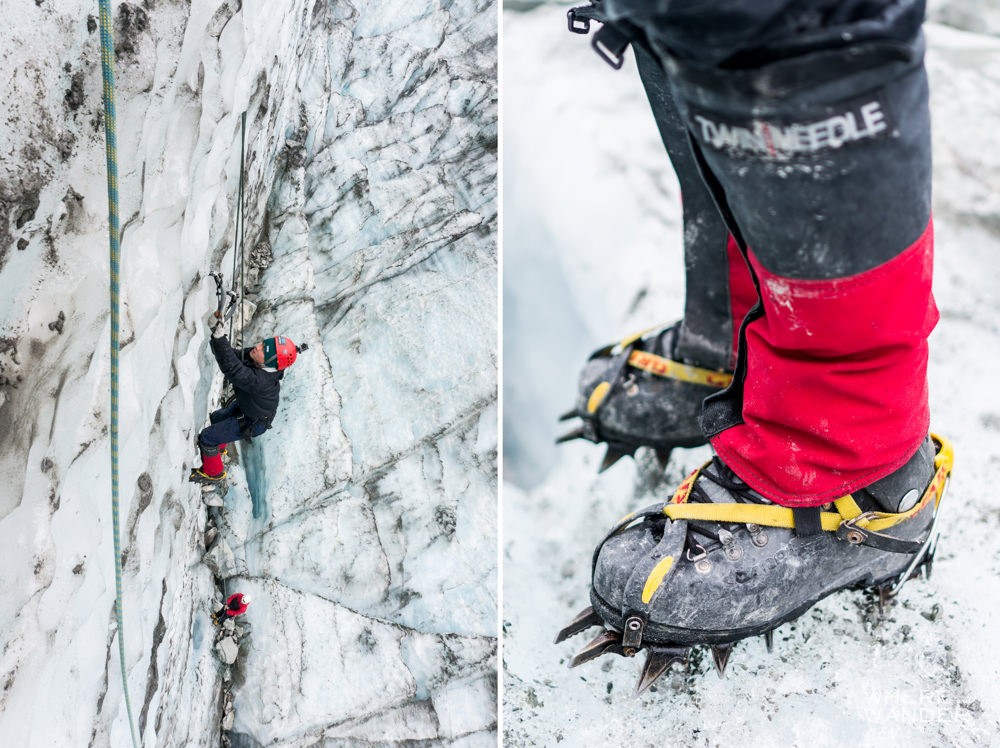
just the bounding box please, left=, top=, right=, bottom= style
left=189, top=467, right=227, bottom=485
left=557, top=323, right=733, bottom=471
left=556, top=434, right=953, bottom=694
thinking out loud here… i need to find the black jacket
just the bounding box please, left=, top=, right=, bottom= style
left=210, top=336, right=283, bottom=421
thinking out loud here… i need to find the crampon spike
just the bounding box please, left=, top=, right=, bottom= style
left=922, top=555, right=934, bottom=580
left=711, top=643, right=734, bottom=678
left=764, top=629, right=774, bottom=654
left=556, top=427, right=586, bottom=445
left=598, top=446, right=633, bottom=473
left=634, top=647, right=689, bottom=696
left=921, top=535, right=938, bottom=580
left=877, top=583, right=893, bottom=614
left=569, top=629, right=622, bottom=668
left=654, top=447, right=673, bottom=470
left=558, top=408, right=579, bottom=422
left=554, top=606, right=603, bottom=644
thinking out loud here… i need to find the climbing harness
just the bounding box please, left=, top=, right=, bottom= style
left=98, top=2, right=140, bottom=746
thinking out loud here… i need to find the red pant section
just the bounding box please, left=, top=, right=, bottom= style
left=711, top=219, right=938, bottom=506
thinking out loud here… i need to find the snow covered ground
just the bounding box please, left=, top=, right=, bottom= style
left=0, top=1, right=496, bottom=746
left=503, top=6, right=1000, bottom=747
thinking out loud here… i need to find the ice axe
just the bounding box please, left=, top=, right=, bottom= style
left=209, top=271, right=239, bottom=322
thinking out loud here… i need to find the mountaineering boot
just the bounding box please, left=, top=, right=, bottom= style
left=556, top=434, right=953, bottom=693
left=189, top=442, right=225, bottom=485
left=557, top=324, right=733, bottom=471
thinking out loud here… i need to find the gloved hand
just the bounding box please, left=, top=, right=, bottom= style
left=207, top=311, right=225, bottom=338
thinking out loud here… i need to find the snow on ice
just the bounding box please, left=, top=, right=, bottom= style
left=0, top=1, right=496, bottom=746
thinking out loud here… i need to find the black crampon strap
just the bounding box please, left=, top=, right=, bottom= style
left=793, top=507, right=823, bottom=537
left=836, top=514, right=928, bottom=554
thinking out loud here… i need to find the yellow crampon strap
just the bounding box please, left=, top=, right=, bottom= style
left=662, top=434, right=954, bottom=535
left=600, top=325, right=733, bottom=389
left=617, top=325, right=663, bottom=350
left=627, top=349, right=733, bottom=388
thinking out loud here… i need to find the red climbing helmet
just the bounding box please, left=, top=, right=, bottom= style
left=262, top=335, right=299, bottom=370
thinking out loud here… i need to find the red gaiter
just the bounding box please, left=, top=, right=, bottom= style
left=711, top=219, right=938, bottom=507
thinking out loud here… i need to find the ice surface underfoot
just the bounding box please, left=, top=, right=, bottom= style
left=0, top=1, right=496, bottom=746
left=503, top=8, right=1000, bottom=748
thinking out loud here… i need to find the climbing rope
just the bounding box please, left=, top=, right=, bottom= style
left=98, top=3, right=140, bottom=746
left=227, top=111, right=248, bottom=345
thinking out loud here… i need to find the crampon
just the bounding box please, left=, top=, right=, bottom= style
left=556, top=434, right=953, bottom=695
left=189, top=467, right=227, bottom=486
left=556, top=323, right=732, bottom=472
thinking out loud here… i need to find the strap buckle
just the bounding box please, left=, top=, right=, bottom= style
left=838, top=511, right=879, bottom=545
left=592, top=24, right=627, bottom=70
left=567, top=6, right=594, bottom=34
left=566, top=4, right=628, bottom=69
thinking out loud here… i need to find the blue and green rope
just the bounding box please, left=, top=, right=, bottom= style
left=98, top=2, right=140, bottom=746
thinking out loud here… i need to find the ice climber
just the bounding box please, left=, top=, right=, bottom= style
left=212, top=592, right=251, bottom=625
left=189, top=309, right=304, bottom=485
left=556, top=0, right=954, bottom=691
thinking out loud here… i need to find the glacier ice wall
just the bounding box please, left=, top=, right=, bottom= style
left=0, top=1, right=496, bottom=746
